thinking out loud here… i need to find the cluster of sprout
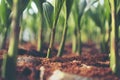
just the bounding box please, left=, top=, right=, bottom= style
left=0, top=0, right=120, bottom=80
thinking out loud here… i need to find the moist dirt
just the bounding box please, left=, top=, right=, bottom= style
left=0, top=42, right=120, bottom=80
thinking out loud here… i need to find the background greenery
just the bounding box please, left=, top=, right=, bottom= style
left=0, top=0, right=106, bottom=46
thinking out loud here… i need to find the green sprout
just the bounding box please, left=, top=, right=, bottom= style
left=57, top=0, right=73, bottom=57
left=43, top=0, right=65, bottom=58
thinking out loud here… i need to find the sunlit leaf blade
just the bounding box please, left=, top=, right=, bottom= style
left=43, top=2, right=54, bottom=28
left=66, top=0, right=73, bottom=19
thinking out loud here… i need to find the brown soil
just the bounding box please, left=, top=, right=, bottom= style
left=0, top=42, right=120, bottom=80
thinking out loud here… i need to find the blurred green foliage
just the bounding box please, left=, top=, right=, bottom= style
left=0, top=0, right=107, bottom=46
left=0, top=0, right=113, bottom=48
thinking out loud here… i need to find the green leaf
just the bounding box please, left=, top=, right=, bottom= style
left=85, top=0, right=99, bottom=11
left=72, top=0, right=87, bottom=26
left=43, top=2, right=54, bottom=28
left=54, top=0, right=65, bottom=18
left=5, top=0, right=13, bottom=8
left=18, top=0, right=29, bottom=16
left=86, top=4, right=106, bottom=31
left=66, top=0, right=73, bottom=19
left=0, top=0, right=7, bottom=24
left=73, top=0, right=79, bottom=13
left=78, top=0, right=87, bottom=27
left=0, top=0, right=11, bottom=26
left=116, top=10, right=120, bottom=27
left=104, top=0, right=110, bottom=20
left=78, top=0, right=87, bottom=17
left=34, top=0, right=45, bottom=12
left=116, top=0, right=120, bottom=13
left=87, top=9, right=102, bottom=28
left=72, top=0, right=79, bottom=25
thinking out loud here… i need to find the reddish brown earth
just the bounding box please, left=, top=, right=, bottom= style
left=0, top=42, right=120, bottom=80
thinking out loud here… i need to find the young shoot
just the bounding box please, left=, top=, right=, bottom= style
left=43, top=0, right=65, bottom=58
left=57, top=0, right=73, bottom=57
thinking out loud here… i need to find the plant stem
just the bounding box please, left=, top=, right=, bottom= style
left=37, top=13, right=43, bottom=53
left=72, top=26, right=81, bottom=55
left=37, top=25, right=43, bottom=52
left=110, top=0, right=120, bottom=76
left=110, top=0, right=116, bottom=72
left=46, top=4, right=63, bottom=58
left=57, top=0, right=73, bottom=57
left=76, top=25, right=81, bottom=55
left=47, top=27, right=56, bottom=58
left=76, top=16, right=82, bottom=55
left=72, top=29, right=77, bottom=53
left=57, top=18, right=67, bottom=57
left=36, top=0, right=45, bottom=53
left=2, top=0, right=20, bottom=80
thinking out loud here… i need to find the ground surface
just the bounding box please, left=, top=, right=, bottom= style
left=0, top=42, right=120, bottom=80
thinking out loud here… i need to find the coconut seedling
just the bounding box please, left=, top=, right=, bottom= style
left=43, top=0, right=65, bottom=58
left=0, top=0, right=11, bottom=49
left=109, top=0, right=120, bottom=76
left=57, top=0, right=73, bottom=57
left=1, top=0, right=29, bottom=80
